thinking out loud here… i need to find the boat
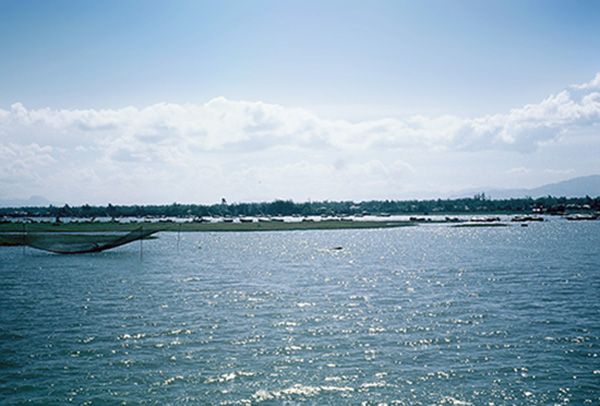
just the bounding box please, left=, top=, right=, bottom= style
left=566, top=213, right=598, bottom=221
left=511, top=215, right=544, bottom=222
left=470, top=216, right=501, bottom=222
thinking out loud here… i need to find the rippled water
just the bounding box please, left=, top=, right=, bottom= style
left=1, top=220, right=599, bottom=405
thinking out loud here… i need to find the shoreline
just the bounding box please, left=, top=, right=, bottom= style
left=2, top=213, right=596, bottom=247
left=0, top=220, right=416, bottom=246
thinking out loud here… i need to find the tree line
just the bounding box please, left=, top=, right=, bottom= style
left=1, top=195, right=599, bottom=219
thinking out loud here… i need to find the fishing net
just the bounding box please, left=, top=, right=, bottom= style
left=19, top=227, right=159, bottom=254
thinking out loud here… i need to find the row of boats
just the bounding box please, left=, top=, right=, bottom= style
left=5, top=211, right=597, bottom=226
left=412, top=214, right=597, bottom=223
left=200, top=213, right=598, bottom=224
left=472, top=214, right=597, bottom=222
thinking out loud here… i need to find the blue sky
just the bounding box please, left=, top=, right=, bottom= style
left=1, top=0, right=600, bottom=205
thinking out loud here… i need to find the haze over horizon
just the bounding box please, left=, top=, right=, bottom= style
left=2, top=1, right=600, bottom=206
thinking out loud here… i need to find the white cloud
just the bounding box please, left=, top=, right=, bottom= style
left=3, top=82, right=599, bottom=156
left=507, top=167, right=532, bottom=175
left=455, top=88, right=600, bottom=152
left=0, top=143, right=57, bottom=176
left=571, top=72, right=600, bottom=90
left=1, top=74, right=600, bottom=203
left=543, top=168, right=575, bottom=175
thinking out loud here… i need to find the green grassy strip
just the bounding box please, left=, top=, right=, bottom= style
left=173, top=220, right=415, bottom=232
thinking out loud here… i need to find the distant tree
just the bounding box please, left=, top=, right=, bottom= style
left=268, top=200, right=296, bottom=216
left=107, top=203, right=117, bottom=219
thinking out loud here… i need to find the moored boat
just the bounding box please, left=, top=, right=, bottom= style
left=566, top=213, right=598, bottom=221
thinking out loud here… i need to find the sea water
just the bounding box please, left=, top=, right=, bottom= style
left=1, top=219, right=599, bottom=405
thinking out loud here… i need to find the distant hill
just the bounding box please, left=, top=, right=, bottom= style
left=0, top=195, right=55, bottom=208
left=455, top=175, right=600, bottom=199
left=2, top=175, right=599, bottom=208
left=526, top=175, right=600, bottom=198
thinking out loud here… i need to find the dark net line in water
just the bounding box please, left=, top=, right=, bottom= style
left=21, top=226, right=160, bottom=254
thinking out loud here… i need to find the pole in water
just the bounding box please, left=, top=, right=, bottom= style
left=140, top=225, right=143, bottom=259
left=22, top=221, right=26, bottom=255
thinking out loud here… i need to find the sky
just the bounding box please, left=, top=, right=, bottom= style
left=1, top=0, right=600, bottom=206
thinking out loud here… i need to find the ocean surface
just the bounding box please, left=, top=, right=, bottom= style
left=1, top=219, right=599, bottom=405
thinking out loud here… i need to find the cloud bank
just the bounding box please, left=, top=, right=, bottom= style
left=1, top=75, right=599, bottom=204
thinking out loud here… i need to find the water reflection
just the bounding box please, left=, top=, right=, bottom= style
left=1, top=221, right=599, bottom=404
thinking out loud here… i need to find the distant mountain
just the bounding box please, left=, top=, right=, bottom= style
left=2, top=176, right=599, bottom=209
left=455, top=175, right=600, bottom=200
left=0, top=195, right=55, bottom=208
left=527, top=175, right=600, bottom=198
